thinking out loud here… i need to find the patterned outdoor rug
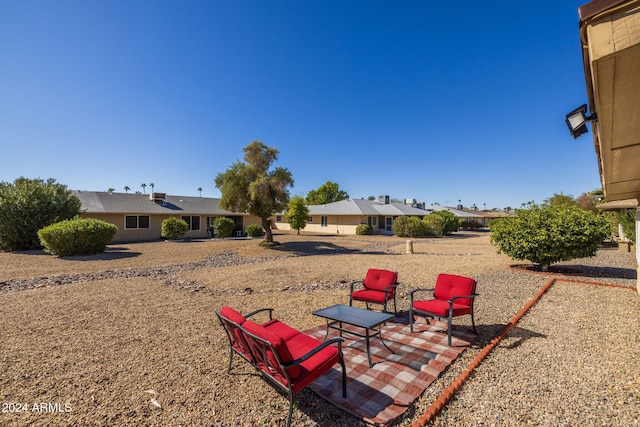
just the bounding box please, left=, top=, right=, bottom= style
left=304, top=316, right=476, bottom=426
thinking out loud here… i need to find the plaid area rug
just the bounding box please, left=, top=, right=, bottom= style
left=304, top=317, right=475, bottom=426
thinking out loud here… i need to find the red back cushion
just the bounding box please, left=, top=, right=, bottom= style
left=363, top=269, right=397, bottom=293
left=219, top=306, right=246, bottom=325
left=434, top=274, right=476, bottom=307
left=243, top=320, right=300, bottom=378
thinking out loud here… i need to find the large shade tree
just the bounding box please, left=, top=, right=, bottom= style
left=0, top=177, right=82, bottom=250
left=305, top=180, right=349, bottom=205
left=215, top=141, right=293, bottom=243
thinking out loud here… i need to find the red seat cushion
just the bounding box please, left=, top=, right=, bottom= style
left=412, top=298, right=473, bottom=317
left=220, top=306, right=246, bottom=325
left=351, top=289, right=388, bottom=304
left=243, top=320, right=300, bottom=379
left=433, top=274, right=476, bottom=307
left=261, top=320, right=339, bottom=391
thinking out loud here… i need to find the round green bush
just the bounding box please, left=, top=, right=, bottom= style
left=356, top=224, right=373, bottom=235
left=245, top=223, right=265, bottom=238
left=38, top=217, right=117, bottom=256
left=161, top=217, right=189, bottom=240
left=213, top=217, right=236, bottom=238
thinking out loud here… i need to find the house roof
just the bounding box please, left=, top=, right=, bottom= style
left=595, top=198, right=638, bottom=210
left=578, top=0, right=640, bottom=202
left=305, top=199, right=482, bottom=217
left=307, top=199, right=430, bottom=216
left=74, top=191, right=242, bottom=216
left=422, top=205, right=485, bottom=219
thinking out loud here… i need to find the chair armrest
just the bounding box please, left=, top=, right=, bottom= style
left=383, top=282, right=399, bottom=295
left=447, top=293, right=479, bottom=303
left=245, top=308, right=273, bottom=321
left=286, top=337, right=345, bottom=367
left=409, top=287, right=434, bottom=301
left=350, top=280, right=364, bottom=293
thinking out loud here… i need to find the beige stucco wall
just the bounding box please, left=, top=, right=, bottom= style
left=81, top=213, right=263, bottom=242
left=272, top=214, right=382, bottom=235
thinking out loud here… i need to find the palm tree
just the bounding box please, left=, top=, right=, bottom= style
left=141, top=183, right=147, bottom=194
left=107, top=188, right=115, bottom=193
left=150, top=182, right=155, bottom=192
left=197, top=187, right=203, bottom=197
left=124, top=186, right=130, bottom=193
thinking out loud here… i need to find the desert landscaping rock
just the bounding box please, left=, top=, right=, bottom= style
left=1, top=232, right=638, bottom=426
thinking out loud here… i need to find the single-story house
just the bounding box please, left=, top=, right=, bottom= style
left=576, top=0, right=640, bottom=292
left=74, top=191, right=261, bottom=242
left=273, top=196, right=481, bottom=235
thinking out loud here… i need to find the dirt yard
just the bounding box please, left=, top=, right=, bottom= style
left=1, top=231, right=637, bottom=426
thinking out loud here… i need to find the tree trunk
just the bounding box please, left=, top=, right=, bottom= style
left=262, top=217, right=273, bottom=242
left=541, top=264, right=549, bottom=272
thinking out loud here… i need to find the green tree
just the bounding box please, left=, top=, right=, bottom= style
left=489, top=204, right=611, bottom=271
left=286, top=196, right=309, bottom=234
left=543, top=192, right=576, bottom=207
left=215, top=141, right=293, bottom=243
left=305, top=181, right=349, bottom=205
left=161, top=217, right=189, bottom=240
left=0, top=177, right=82, bottom=250
left=124, top=186, right=130, bottom=193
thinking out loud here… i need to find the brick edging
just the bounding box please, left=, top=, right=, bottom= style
left=410, top=277, right=636, bottom=426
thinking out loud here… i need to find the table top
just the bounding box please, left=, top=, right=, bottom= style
left=312, top=304, right=394, bottom=329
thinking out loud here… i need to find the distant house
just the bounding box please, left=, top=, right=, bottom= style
left=74, top=191, right=261, bottom=242
left=274, top=196, right=436, bottom=235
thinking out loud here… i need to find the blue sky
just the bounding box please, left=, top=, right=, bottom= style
left=1, top=0, right=600, bottom=210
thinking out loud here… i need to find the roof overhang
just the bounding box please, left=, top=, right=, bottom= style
left=579, top=0, right=640, bottom=202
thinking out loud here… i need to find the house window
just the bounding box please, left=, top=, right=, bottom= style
left=321, top=216, right=328, bottom=227
left=181, top=216, right=201, bottom=231
left=276, top=215, right=282, bottom=222
left=368, top=216, right=377, bottom=227
left=125, top=215, right=150, bottom=229
left=308, top=217, right=313, bottom=222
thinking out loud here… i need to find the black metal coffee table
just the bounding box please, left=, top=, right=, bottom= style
left=312, top=304, right=394, bottom=367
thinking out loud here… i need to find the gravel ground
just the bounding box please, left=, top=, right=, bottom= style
left=1, top=231, right=638, bottom=426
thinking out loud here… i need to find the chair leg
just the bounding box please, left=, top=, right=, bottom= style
left=226, top=350, right=234, bottom=373
left=409, top=306, right=414, bottom=332
left=286, top=391, right=294, bottom=427
left=471, top=311, right=477, bottom=334
left=447, top=312, right=453, bottom=346
left=339, top=352, right=347, bottom=398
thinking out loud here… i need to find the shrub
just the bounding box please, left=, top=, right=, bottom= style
left=422, top=213, right=445, bottom=237
left=392, top=216, right=428, bottom=237
left=356, top=224, right=373, bottom=235
left=213, top=217, right=236, bottom=238
left=461, top=219, right=483, bottom=230
left=0, top=177, right=82, bottom=250
left=431, top=210, right=461, bottom=235
left=489, top=204, right=611, bottom=271
left=618, top=209, right=636, bottom=243
left=245, top=223, right=265, bottom=238
left=38, top=217, right=117, bottom=256
left=161, top=217, right=189, bottom=240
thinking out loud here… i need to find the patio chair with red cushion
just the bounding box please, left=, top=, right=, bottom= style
left=216, top=306, right=347, bottom=427
left=349, top=268, right=399, bottom=314
left=409, top=273, right=479, bottom=346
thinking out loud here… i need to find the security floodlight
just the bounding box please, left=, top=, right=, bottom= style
left=565, top=104, right=597, bottom=139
